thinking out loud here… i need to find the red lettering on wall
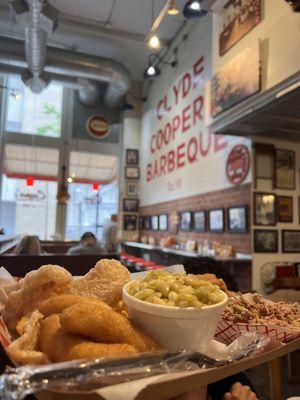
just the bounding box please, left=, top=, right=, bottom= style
left=214, top=134, right=227, bottom=152
left=172, top=115, right=180, bottom=140
left=187, top=137, right=198, bottom=163
left=177, top=143, right=186, bottom=169
left=173, top=81, right=181, bottom=105
left=199, top=130, right=211, bottom=157
left=168, top=150, right=175, bottom=173
left=182, top=73, right=191, bottom=98
left=193, top=56, right=204, bottom=88
left=193, top=96, right=204, bottom=124
left=182, top=105, right=191, bottom=133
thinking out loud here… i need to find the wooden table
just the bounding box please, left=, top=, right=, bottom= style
left=34, top=339, right=300, bottom=400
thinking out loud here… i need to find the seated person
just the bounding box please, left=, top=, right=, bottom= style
left=13, top=235, right=43, bottom=255
left=102, top=214, right=118, bottom=253
left=67, top=232, right=104, bottom=255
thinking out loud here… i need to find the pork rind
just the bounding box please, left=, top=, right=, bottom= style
left=72, top=259, right=130, bottom=307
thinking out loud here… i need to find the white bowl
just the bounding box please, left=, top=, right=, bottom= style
left=122, top=281, right=228, bottom=351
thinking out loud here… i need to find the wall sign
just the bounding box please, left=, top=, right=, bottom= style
left=15, top=190, right=46, bottom=202
left=86, top=116, right=110, bottom=139
left=226, top=144, right=250, bottom=186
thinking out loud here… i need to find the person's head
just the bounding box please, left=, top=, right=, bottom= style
left=13, top=235, right=42, bottom=255
left=80, top=232, right=97, bottom=246
left=111, top=214, right=117, bottom=223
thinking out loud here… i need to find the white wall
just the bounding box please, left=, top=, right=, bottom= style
left=252, top=137, right=300, bottom=292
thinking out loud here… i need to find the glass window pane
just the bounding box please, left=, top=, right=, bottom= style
left=1, top=175, right=57, bottom=240
left=66, top=182, right=118, bottom=240
left=5, top=75, right=63, bottom=137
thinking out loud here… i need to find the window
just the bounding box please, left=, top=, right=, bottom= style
left=5, top=75, right=63, bottom=137
left=1, top=175, right=58, bottom=240
left=66, top=183, right=118, bottom=240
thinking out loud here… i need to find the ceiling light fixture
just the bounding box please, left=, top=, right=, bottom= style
left=167, top=0, right=179, bottom=15
left=148, top=34, right=161, bottom=49
left=183, top=0, right=207, bottom=19
left=144, top=53, right=177, bottom=79
left=121, top=98, right=134, bottom=112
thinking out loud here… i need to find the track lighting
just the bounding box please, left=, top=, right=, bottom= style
left=143, top=54, right=177, bottom=79
left=167, top=0, right=179, bottom=15
left=148, top=34, right=161, bottom=49
left=121, top=98, right=134, bottom=112
left=183, top=0, right=207, bottom=19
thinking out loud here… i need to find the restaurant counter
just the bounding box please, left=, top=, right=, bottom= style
left=122, top=241, right=252, bottom=292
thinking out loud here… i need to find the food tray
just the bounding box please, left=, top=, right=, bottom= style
left=215, top=319, right=300, bottom=345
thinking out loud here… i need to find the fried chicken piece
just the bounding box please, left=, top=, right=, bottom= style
left=60, top=302, right=160, bottom=352
left=38, top=294, right=104, bottom=317
left=7, top=310, right=49, bottom=365
left=72, top=259, right=130, bottom=308
left=196, top=273, right=228, bottom=292
left=3, top=265, right=72, bottom=330
left=39, top=314, right=138, bottom=363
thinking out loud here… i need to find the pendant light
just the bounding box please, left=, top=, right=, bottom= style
left=167, top=0, right=179, bottom=15
left=183, top=0, right=207, bottom=19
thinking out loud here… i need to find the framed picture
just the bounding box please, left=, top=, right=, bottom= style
left=138, top=216, right=144, bottom=230
left=193, top=211, right=206, bottom=232
left=208, top=209, right=224, bottom=233
left=228, top=205, right=248, bottom=233
left=211, top=44, right=260, bottom=117
left=151, top=215, right=159, bottom=231
left=253, top=192, right=276, bottom=226
left=144, top=216, right=152, bottom=231
left=123, top=198, right=139, bottom=212
left=125, top=180, right=138, bottom=197
left=217, top=0, right=262, bottom=56
left=180, top=212, right=192, bottom=232
left=277, top=196, right=293, bottom=223
left=169, top=211, right=179, bottom=234
left=253, top=143, right=275, bottom=189
left=159, top=214, right=168, bottom=231
left=275, top=149, right=295, bottom=190
left=125, top=166, right=139, bottom=179
left=295, top=263, right=300, bottom=277
left=282, top=230, right=300, bottom=253
left=123, top=214, right=137, bottom=231
left=126, top=149, right=139, bottom=165
left=254, top=229, right=278, bottom=253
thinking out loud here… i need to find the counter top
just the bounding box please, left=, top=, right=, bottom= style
left=123, top=242, right=252, bottom=263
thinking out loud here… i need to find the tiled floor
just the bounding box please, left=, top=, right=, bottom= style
left=247, top=354, right=300, bottom=399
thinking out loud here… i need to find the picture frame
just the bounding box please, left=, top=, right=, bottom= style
left=253, top=143, right=275, bottom=189
left=123, top=214, right=137, bottom=231
left=253, top=192, right=276, bottom=226
left=143, top=216, right=152, bottom=231
left=228, top=205, right=248, bottom=233
left=218, top=0, right=262, bottom=56
left=193, top=211, right=206, bottom=232
left=179, top=212, right=192, bottom=232
left=151, top=215, right=159, bottom=231
left=125, top=166, right=139, bottom=179
left=126, top=149, right=139, bottom=165
left=169, top=211, right=179, bottom=234
left=208, top=208, right=224, bottom=233
left=254, top=229, right=278, bottom=253
left=275, top=149, right=295, bottom=190
left=295, top=263, right=300, bottom=277
left=125, top=180, right=138, bottom=197
left=159, top=214, right=168, bottom=231
left=277, top=196, right=293, bottom=223
left=282, top=230, right=300, bottom=253
left=123, top=198, right=139, bottom=212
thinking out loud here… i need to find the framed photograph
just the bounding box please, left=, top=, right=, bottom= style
left=193, top=211, right=206, bottom=232
left=253, top=192, right=276, bottom=226
left=253, top=143, right=275, bottom=189
left=125, top=180, right=138, bottom=197
left=151, top=215, right=159, bottom=231
left=295, top=263, right=300, bottom=277
left=169, top=211, right=179, bottom=234
left=275, top=149, right=295, bottom=190
left=138, top=216, right=144, bottom=230
left=217, top=0, right=262, bottom=56
left=277, top=196, right=293, bottom=223
left=144, top=216, right=152, bottom=231
left=228, top=205, right=248, bottom=233
left=208, top=209, right=224, bottom=232
left=159, top=214, right=168, bottom=231
left=126, top=149, right=139, bottom=165
left=123, top=214, right=137, bottom=231
left=125, top=166, right=139, bottom=179
left=180, top=212, right=192, bottom=232
left=282, top=230, right=300, bottom=253
left=123, top=198, right=139, bottom=212
left=254, top=229, right=278, bottom=253
left=211, top=44, right=260, bottom=117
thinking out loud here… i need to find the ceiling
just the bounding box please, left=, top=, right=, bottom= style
left=69, top=151, right=118, bottom=182
left=0, top=0, right=205, bottom=81
left=4, top=144, right=59, bottom=177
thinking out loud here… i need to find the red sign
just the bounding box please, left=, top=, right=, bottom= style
left=226, top=144, right=250, bottom=185
left=86, top=116, right=110, bottom=139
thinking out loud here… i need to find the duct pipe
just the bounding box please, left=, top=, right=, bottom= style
left=0, top=37, right=131, bottom=107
